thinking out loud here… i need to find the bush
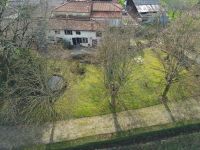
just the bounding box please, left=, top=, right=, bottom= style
left=70, top=62, right=86, bottom=75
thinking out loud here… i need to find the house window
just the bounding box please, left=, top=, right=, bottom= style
left=96, top=31, right=102, bottom=37
left=64, top=30, right=72, bottom=35
left=55, top=30, right=60, bottom=34
left=76, top=31, right=81, bottom=35
left=82, top=38, right=88, bottom=43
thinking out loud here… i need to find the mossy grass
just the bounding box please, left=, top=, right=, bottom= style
left=49, top=49, right=192, bottom=119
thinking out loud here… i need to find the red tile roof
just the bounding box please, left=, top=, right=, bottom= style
left=50, top=1, right=122, bottom=31
left=53, top=1, right=123, bottom=13
left=92, top=2, right=122, bottom=12
left=91, top=12, right=121, bottom=18
left=49, top=18, right=106, bottom=31
left=54, top=1, right=92, bottom=13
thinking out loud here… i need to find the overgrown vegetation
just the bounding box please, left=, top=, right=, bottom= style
left=1, top=1, right=200, bottom=150
left=0, top=0, right=200, bottom=127
left=0, top=0, right=59, bottom=125
left=0, top=48, right=58, bottom=124
left=161, top=0, right=199, bottom=19
left=51, top=49, right=195, bottom=118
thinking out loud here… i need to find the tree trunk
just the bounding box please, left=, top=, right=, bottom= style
left=109, top=84, right=118, bottom=108
left=161, top=81, right=172, bottom=102
left=110, top=94, right=116, bottom=108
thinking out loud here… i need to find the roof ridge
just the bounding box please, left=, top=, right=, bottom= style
left=112, top=2, right=123, bottom=10
left=53, top=1, right=70, bottom=11
left=53, top=0, right=92, bottom=11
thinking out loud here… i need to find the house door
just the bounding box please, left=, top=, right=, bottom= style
left=92, top=39, right=97, bottom=47
left=72, top=38, right=81, bottom=45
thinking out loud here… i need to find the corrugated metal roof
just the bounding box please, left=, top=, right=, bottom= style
left=136, top=4, right=160, bottom=13
left=132, top=0, right=160, bottom=6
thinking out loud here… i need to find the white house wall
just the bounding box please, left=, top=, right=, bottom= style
left=48, top=30, right=100, bottom=47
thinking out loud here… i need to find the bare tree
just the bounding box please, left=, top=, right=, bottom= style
left=155, top=11, right=200, bottom=112
left=98, top=27, right=136, bottom=108
left=0, top=0, right=59, bottom=125
left=1, top=48, right=60, bottom=124
left=0, top=0, right=38, bottom=48
left=0, top=0, right=38, bottom=91
left=0, top=0, right=51, bottom=50
left=34, top=0, right=49, bottom=52
left=0, top=0, right=8, bottom=35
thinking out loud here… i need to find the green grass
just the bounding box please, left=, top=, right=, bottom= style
left=118, top=0, right=125, bottom=6
left=46, top=49, right=191, bottom=119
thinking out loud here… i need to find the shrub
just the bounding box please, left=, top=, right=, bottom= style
left=70, top=62, right=86, bottom=75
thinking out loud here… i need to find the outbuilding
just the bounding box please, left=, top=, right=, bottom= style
left=126, top=0, right=168, bottom=24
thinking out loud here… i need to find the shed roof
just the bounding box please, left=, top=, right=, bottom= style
left=130, top=0, right=161, bottom=13
left=132, top=0, right=160, bottom=6
left=136, top=4, right=160, bottom=13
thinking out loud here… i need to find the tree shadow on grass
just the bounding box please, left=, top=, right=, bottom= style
left=119, top=101, right=147, bottom=128
left=49, top=122, right=56, bottom=143
left=109, top=100, right=148, bottom=136
left=45, top=122, right=56, bottom=150
left=162, top=101, right=176, bottom=122
left=109, top=104, right=122, bottom=135
left=161, top=97, right=176, bottom=123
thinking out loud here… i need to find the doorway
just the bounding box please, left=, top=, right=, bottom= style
left=72, top=38, right=82, bottom=46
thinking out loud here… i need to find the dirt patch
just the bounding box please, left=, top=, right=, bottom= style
left=46, top=44, right=71, bottom=59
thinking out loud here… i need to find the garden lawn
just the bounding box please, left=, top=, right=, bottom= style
left=48, top=49, right=191, bottom=119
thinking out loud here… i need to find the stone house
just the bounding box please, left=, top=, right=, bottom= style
left=48, top=0, right=123, bottom=47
